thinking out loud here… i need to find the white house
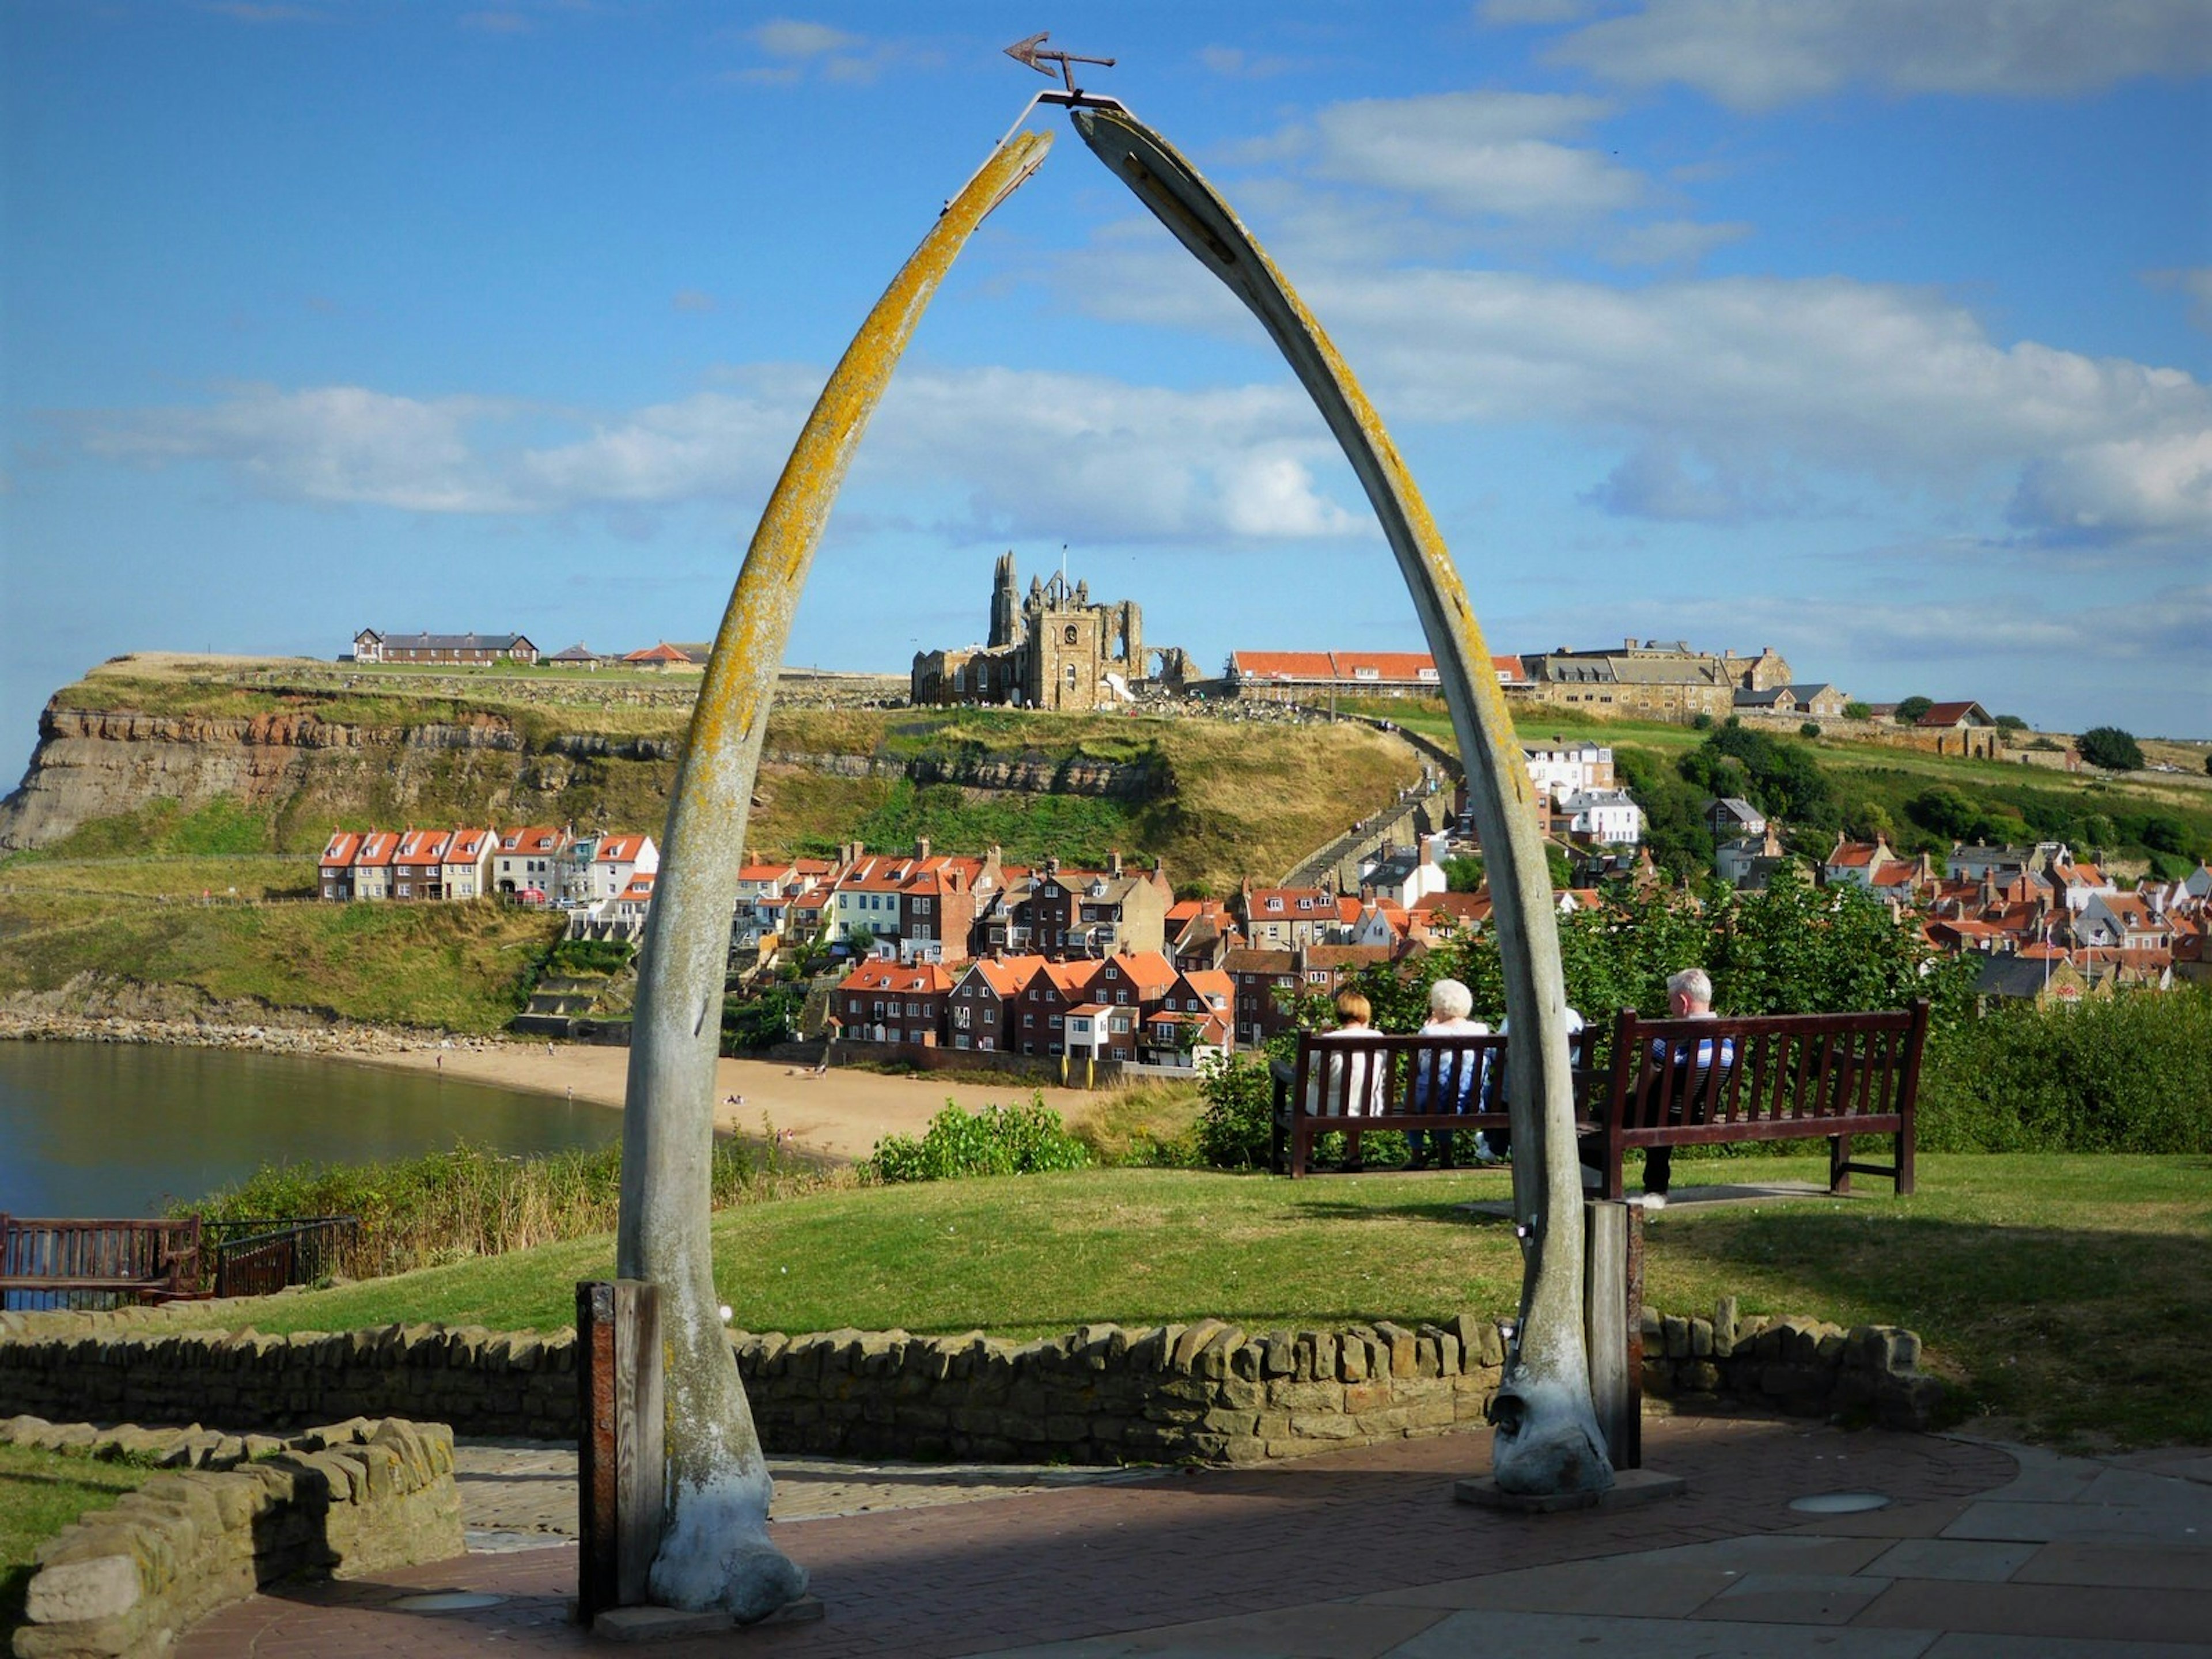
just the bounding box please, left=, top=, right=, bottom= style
left=590, top=834, right=659, bottom=902
left=495, top=825, right=565, bottom=902
left=1561, top=788, right=1643, bottom=844
left=1523, top=743, right=1613, bottom=804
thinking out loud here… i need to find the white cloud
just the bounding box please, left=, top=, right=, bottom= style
left=79, top=385, right=527, bottom=514
left=65, top=369, right=1370, bottom=545
left=734, top=18, right=898, bottom=85
left=1300, top=92, right=1647, bottom=219
left=1545, top=0, right=2212, bottom=109
left=2145, top=267, right=2212, bottom=333
left=749, top=18, right=859, bottom=59
left=1599, top=217, right=1752, bottom=267
left=1063, top=249, right=2211, bottom=547
left=1196, top=44, right=1296, bottom=79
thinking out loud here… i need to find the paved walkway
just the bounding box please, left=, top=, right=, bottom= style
left=177, top=1416, right=2212, bottom=1658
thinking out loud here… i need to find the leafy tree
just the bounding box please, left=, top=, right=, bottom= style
left=2077, top=814, right=2118, bottom=855
left=1799, top=721, right=1823, bottom=740
left=1679, top=722, right=1836, bottom=826
left=2078, top=726, right=2144, bottom=772
left=1438, top=854, right=1484, bottom=892
left=1843, top=701, right=1873, bottom=720
left=1614, top=746, right=1714, bottom=880
left=1691, top=712, right=1715, bottom=731
left=1995, top=713, right=2029, bottom=732
left=1893, top=696, right=1934, bottom=725
left=722, top=984, right=804, bottom=1053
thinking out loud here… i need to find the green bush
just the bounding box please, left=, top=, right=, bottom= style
left=546, top=937, right=634, bottom=976
left=1799, top=721, right=1823, bottom=740
left=1918, top=987, right=2212, bottom=1153
left=867, top=1097, right=1092, bottom=1183
left=177, top=1138, right=774, bottom=1279
left=1195, top=1055, right=1279, bottom=1169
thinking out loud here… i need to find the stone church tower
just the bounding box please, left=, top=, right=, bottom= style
left=988, top=550, right=1021, bottom=650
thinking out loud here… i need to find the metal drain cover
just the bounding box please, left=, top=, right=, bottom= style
left=1789, top=1491, right=1892, bottom=1514
left=391, top=1590, right=509, bottom=1613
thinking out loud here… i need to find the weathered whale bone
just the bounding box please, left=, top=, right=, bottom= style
left=615, top=128, right=1052, bottom=1620
left=1068, top=105, right=1611, bottom=1499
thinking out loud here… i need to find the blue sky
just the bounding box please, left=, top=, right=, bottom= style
left=3, top=1, right=2208, bottom=784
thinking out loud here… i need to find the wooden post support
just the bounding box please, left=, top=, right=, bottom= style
left=577, top=1278, right=666, bottom=1621
left=1583, top=1199, right=1643, bottom=1470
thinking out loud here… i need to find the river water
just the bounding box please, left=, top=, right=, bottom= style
left=0, top=1041, right=620, bottom=1217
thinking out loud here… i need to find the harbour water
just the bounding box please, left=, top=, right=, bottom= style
left=0, top=1040, right=620, bottom=1217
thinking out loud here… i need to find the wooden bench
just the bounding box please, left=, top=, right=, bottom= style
left=1271, top=1032, right=1595, bottom=1177
left=0, top=1214, right=203, bottom=1305
left=1594, top=1002, right=1929, bottom=1199
left=1275, top=1000, right=1930, bottom=1196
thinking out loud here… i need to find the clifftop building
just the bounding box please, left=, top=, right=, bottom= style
left=1522, top=639, right=1793, bottom=720
left=912, top=552, right=1180, bottom=711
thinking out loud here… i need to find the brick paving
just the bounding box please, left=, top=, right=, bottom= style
left=177, top=1414, right=2016, bottom=1658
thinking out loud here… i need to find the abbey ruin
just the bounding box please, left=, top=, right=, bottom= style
left=910, top=552, right=1191, bottom=711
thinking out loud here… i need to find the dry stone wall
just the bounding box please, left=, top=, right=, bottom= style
left=0, top=1302, right=1943, bottom=1466
left=6, top=1413, right=461, bottom=1659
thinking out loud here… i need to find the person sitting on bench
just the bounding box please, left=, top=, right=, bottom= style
left=1306, top=990, right=1386, bottom=1171
left=1635, top=967, right=1734, bottom=1209
left=1406, top=977, right=1488, bottom=1169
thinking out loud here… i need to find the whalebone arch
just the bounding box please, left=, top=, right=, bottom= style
left=620, top=101, right=1601, bottom=1622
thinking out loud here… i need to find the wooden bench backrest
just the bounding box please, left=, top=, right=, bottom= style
left=0, top=1214, right=202, bottom=1297
left=1292, top=1032, right=1510, bottom=1118
left=1605, top=1004, right=1931, bottom=1133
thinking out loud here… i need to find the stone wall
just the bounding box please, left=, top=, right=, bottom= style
left=0, top=1301, right=1944, bottom=1465
left=1641, top=1298, right=1944, bottom=1430
left=7, top=1414, right=461, bottom=1659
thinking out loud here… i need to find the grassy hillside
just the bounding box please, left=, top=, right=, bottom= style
left=0, top=891, right=561, bottom=1032
left=20, top=658, right=1420, bottom=892
left=1346, top=695, right=2212, bottom=874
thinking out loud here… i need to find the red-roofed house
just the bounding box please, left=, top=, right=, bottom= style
left=391, top=829, right=452, bottom=900
left=495, top=825, right=565, bottom=902
left=944, top=954, right=1041, bottom=1051
left=319, top=832, right=362, bottom=902
left=440, top=827, right=497, bottom=900
left=591, top=834, right=660, bottom=901
left=1821, top=834, right=1897, bottom=892
left=832, top=960, right=957, bottom=1047
left=349, top=830, right=400, bottom=902
left=1915, top=701, right=1994, bottom=730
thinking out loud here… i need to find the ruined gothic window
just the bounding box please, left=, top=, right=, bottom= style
left=1065, top=665, right=1078, bottom=687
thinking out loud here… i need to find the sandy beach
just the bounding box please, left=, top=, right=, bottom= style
left=368, top=1042, right=1103, bottom=1164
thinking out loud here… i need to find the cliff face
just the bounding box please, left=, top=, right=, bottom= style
left=0, top=702, right=1157, bottom=854
left=0, top=702, right=661, bottom=853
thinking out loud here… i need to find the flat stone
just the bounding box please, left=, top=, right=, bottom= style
left=1863, top=1537, right=2040, bottom=1582
left=1703, top=1570, right=1893, bottom=1625
left=1456, top=1466, right=1687, bottom=1513
left=593, top=1594, right=823, bottom=1642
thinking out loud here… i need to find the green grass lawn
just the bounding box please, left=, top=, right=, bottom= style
left=0, top=1446, right=150, bottom=1638
left=160, top=1154, right=2212, bottom=1451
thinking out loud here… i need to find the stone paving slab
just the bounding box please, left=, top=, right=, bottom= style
left=452, top=1441, right=1156, bottom=1544
left=1858, top=1581, right=2212, bottom=1647
left=174, top=1416, right=2013, bottom=1659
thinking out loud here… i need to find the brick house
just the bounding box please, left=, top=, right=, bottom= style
left=945, top=955, right=1039, bottom=1052
left=834, top=960, right=957, bottom=1047
left=318, top=832, right=362, bottom=902
left=390, top=829, right=452, bottom=900
left=1239, top=884, right=1338, bottom=950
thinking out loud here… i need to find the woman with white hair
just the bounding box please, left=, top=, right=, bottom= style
left=1407, top=976, right=1487, bottom=1170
